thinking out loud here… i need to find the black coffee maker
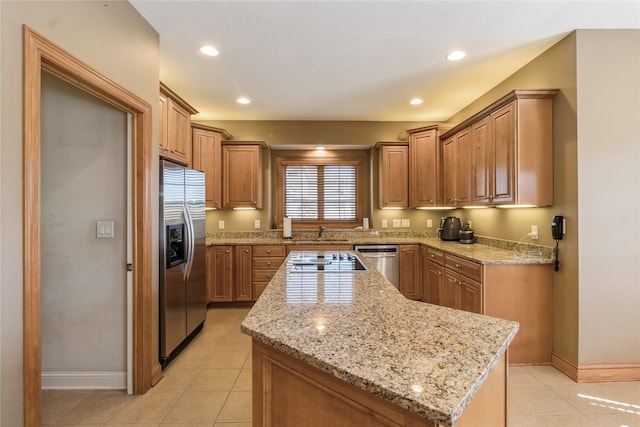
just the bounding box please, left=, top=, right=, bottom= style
left=438, top=216, right=462, bottom=241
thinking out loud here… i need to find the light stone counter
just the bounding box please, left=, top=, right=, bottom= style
left=207, top=233, right=552, bottom=265
left=241, top=250, right=519, bottom=426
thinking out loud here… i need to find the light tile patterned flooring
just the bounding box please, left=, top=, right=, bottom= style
left=44, top=307, right=640, bottom=426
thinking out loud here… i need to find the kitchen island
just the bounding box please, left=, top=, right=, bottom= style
left=241, top=250, right=519, bottom=427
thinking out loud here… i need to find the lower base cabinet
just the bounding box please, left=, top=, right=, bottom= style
left=252, top=245, right=286, bottom=301
left=234, top=246, right=253, bottom=301
left=399, top=245, right=420, bottom=300
left=422, top=246, right=552, bottom=365
left=207, top=246, right=233, bottom=302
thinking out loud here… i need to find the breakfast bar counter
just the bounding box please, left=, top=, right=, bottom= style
left=241, top=250, right=519, bottom=427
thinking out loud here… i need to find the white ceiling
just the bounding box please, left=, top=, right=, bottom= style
left=130, top=1, right=639, bottom=122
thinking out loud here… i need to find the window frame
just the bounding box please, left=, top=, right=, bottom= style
left=276, top=155, right=365, bottom=229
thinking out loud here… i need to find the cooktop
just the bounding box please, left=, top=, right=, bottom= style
left=289, top=252, right=368, bottom=273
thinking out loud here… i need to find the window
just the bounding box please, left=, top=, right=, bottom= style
left=277, top=155, right=364, bottom=228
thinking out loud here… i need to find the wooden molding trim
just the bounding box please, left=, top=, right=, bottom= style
left=151, top=363, right=164, bottom=387
left=552, top=352, right=640, bottom=383
left=191, top=122, right=233, bottom=140
left=23, top=26, right=153, bottom=425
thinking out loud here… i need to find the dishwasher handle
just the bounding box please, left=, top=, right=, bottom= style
left=360, top=254, right=397, bottom=258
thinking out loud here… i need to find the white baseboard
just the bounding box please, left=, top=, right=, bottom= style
left=42, top=371, right=127, bottom=390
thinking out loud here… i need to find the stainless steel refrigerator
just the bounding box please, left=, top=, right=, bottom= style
left=159, top=159, right=207, bottom=366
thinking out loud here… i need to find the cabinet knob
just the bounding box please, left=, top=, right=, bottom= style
left=267, top=250, right=271, bottom=253
left=267, top=262, right=271, bottom=266
left=244, top=249, right=249, bottom=253
left=430, top=254, right=435, bottom=258
left=225, top=250, right=230, bottom=253
left=455, top=263, right=461, bottom=268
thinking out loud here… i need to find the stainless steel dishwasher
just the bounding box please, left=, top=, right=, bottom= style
left=354, top=245, right=399, bottom=289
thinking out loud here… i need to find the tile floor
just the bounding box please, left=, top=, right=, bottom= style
left=43, top=307, right=640, bottom=427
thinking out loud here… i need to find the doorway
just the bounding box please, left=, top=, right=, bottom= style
left=23, top=27, right=154, bottom=425
left=40, top=71, right=131, bottom=392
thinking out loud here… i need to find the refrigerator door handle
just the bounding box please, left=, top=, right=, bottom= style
left=183, top=203, right=196, bottom=280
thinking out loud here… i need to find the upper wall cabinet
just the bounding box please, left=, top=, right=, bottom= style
left=222, top=141, right=267, bottom=209
left=407, top=125, right=451, bottom=208
left=441, top=89, right=558, bottom=207
left=192, top=123, right=233, bottom=210
left=159, top=83, right=198, bottom=166
left=375, top=142, right=409, bottom=209
left=442, top=127, right=472, bottom=207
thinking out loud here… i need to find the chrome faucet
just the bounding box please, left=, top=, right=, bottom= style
left=318, top=225, right=325, bottom=240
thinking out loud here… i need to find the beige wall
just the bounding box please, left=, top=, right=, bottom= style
left=448, top=33, right=580, bottom=361
left=0, top=1, right=159, bottom=424
left=575, top=30, right=639, bottom=365
left=448, top=30, right=640, bottom=367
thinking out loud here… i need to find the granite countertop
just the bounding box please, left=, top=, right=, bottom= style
left=206, top=233, right=553, bottom=265
left=241, top=250, right=519, bottom=426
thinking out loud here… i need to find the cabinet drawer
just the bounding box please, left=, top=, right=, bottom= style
left=426, top=248, right=445, bottom=265
left=252, top=257, right=285, bottom=270
left=253, top=270, right=277, bottom=282
left=445, top=254, right=482, bottom=282
left=253, top=245, right=286, bottom=257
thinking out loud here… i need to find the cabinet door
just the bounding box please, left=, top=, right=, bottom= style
left=399, top=245, right=420, bottom=300
left=208, top=246, right=233, bottom=302
left=223, top=145, right=263, bottom=208
left=234, top=246, right=253, bottom=301
left=192, top=128, right=222, bottom=209
left=442, top=271, right=460, bottom=309
left=410, top=129, right=438, bottom=207
left=455, top=128, right=472, bottom=206
left=425, top=261, right=445, bottom=305
left=471, top=116, right=492, bottom=205
left=379, top=145, right=409, bottom=208
left=491, top=101, right=516, bottom=204
left=159, top=94, right=169, bottom=153
left=459, top=277, right=482, bottom=314
left=167, top=98, right=192, bottom=166
left=442, top=135, right=457, bottom=206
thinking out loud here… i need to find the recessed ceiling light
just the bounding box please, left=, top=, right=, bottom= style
left=447, top=50, right=466, bottom=61
left=199, top=45, right=219, bottom=57
left=315, top=146, right=326, bottom=151
left=409, top=98, right=423, bottom=105
left=236, top=97, right=251, bottom=104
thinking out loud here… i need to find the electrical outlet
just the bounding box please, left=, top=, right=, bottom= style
left=255, top=219, right=261, bottom=229
left=401, top=219, right=410, bottom=228
left=392, top=219, right=401, bottom=228
left=530, top=225, right=539, bottom=240
left=381, top=219, right=387, bottom=228
left=427, top=219, right=432, bottom=228
left=218, top=220, right=225, bottom=229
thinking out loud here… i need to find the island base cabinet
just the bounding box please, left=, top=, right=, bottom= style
left=252, top=339, right=507, bottom=427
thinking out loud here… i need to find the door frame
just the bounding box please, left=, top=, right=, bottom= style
left=22, top=26, right=154, bottom=425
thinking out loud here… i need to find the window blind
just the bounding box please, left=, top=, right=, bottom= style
left=284, top=164, right=357, bottom=221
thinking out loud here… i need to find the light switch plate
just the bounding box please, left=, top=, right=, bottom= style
left=401, top=219, right=410, bottom=228
left=427, top=219, right=433, bottom=228
left=381, top=219, right=387, bottom=228
left=392, top=219, right=401, bottom=228
left=96, top=221, right=114, bottom=238
left=218, top=220, right=225, bottom=229
left=255, top=219, right=261, bottom=229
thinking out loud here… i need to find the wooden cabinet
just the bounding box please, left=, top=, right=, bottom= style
left=440, top=253, right=483, bottom=314
left=422, top=247, right=444, bottom=305
left=159, top=83, right=197, bottom=166
left=445, top=89, right=558, bottom=207
left=191, top=124, right=232, bottom=209
left=234, top=246, right=253, bottom=301
left=222, top=142, right=266, bottom=209
left=407, top=125, right=450, bottom=208
left=252, top=245, right=286, bottom=300
left=375, top=142, right=409, bottom=209
left=442, top=127, right=471, bottom=207
left=207, top=246, right=233, bottom=302
left=399, top=245, right=420, bottom=300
